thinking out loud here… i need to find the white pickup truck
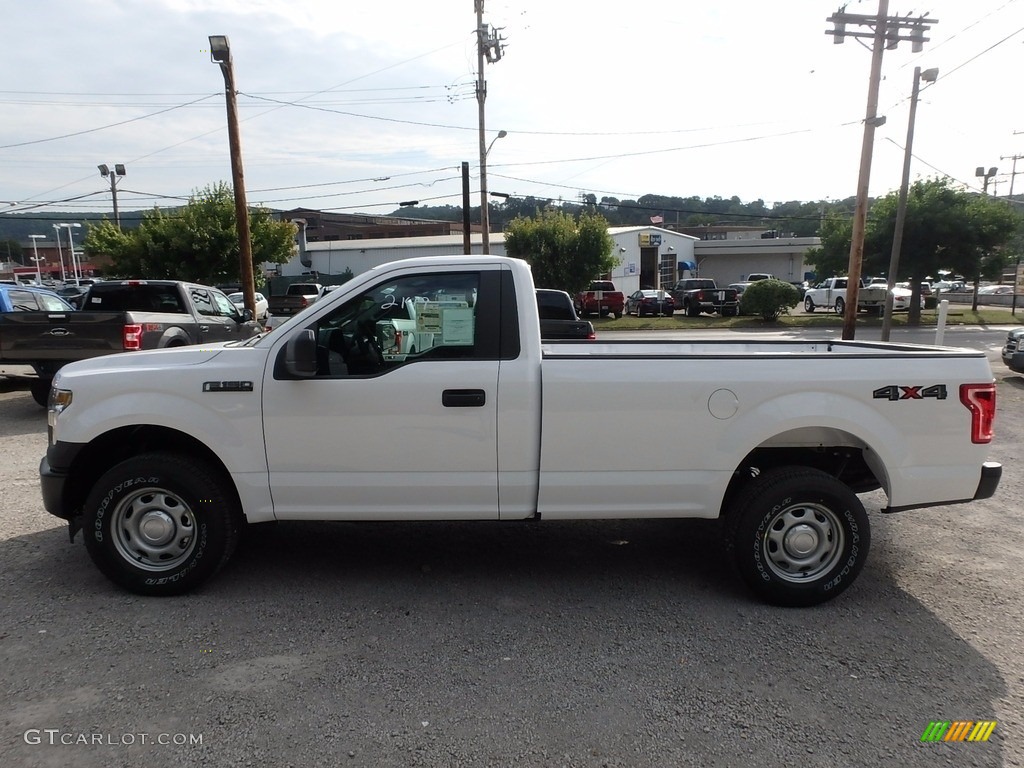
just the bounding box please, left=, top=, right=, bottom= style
left=40, top=256, right=1001, bottom=606
left=803, top=276, right=915, bottom=315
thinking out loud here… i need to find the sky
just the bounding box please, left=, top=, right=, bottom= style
left=3, top=0, right=1024, bottom=225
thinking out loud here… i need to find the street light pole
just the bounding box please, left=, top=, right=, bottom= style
left=481, top=129, right=507, bottom=254
left=98, top=163, right=126, bottom=228
left=52, top=224, right=66, bottom=283
left=881, top=66, right=938, bottom=341
left=29, top=234, right=46, bottom=284
left=209, top=35, right=257, bottom=318
left=975, top=165, right=998, bottom=194
left=59, top=223, right=82, bottom=285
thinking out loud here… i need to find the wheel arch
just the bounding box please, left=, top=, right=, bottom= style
left=720, top=426, right=889, bottom=518
left=62, top=425, right=244, bottom=523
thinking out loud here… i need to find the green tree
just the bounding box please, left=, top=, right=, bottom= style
left=864, top=179, right=1021, bottom=322
left=1, top=239, right=25, bottom=265
left=806, top=179, right=1021, bottom=324
left=83, top=182, right=295, bottom=284
left=740, top=278, right=800, bottom=321
left=804, top=213, right=853, bottom=280
left=503, top=209, right=617, bottom=295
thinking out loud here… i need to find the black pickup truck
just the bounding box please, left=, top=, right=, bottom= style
left=669, top=278, right=740, bottom=317
left=0, top=280, right=259, bottom=405
left=537, top=289, right=595, bottom=340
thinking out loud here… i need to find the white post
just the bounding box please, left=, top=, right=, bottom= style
left=52, top=225, right=66, bottom=282
left=935, top=299, right=949, bottom=346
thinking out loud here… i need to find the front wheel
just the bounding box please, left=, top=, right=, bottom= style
left=803, top=296, right=815, bottom=313
left=30, top=379, right=52, bottom=408
left=835, top=297, right=846, bottom=316
left=82, top=452, right=240, bottom=596
left=726, top=466, right=870, bottom=607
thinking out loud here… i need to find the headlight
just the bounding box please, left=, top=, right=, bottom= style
left=47, top=388, right=73, bottom=434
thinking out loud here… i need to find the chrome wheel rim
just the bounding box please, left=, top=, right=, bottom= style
left=110, top=486, right=197, bottom=571
left=762, top=503, right=844, bottom=583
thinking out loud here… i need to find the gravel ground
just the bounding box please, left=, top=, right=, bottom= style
left=1, top=363, right=1021, bottom=768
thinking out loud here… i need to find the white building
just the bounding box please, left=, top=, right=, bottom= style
left=272, top=225, right=699, bottom=294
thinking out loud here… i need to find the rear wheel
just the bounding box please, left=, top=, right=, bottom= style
left=803, top=296, right=815, bottom=313
left=726, top=466, right=870, bottom=607
left=835, top=297, right=846, bottom=316
left=613, top=310, right=623, bottom=319
left=686, top=303, right=700, bottom=318
left=82, top=452, right=240, bottom=596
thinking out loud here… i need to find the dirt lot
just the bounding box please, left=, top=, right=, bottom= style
left=1, top=364, right=1021, bottom=768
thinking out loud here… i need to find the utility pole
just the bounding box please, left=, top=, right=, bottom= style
left=209, top=35, right=257, bottom=319
left=1000, top=153, right=1023, bottom=198
left=826, top=3, right=937, bottom=340
left=461, top=162, right=471, bottom=255
left=475, top=0, right=504, bottom=254
left=881, top=66, right=939, bottom=341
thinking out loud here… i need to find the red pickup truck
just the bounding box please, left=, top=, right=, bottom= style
left=575, top=280, right=625, bottom=319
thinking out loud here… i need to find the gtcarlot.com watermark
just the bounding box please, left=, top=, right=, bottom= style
left=24, top=729, right=203, bottom=747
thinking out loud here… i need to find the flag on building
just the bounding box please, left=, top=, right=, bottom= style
left=650, top=215, right=664, bottom=224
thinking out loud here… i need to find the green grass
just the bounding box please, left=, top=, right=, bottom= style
left=593, top=307, right=1023, bottom=331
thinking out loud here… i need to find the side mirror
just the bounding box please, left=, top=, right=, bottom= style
left=284, top=329, right=317, bottom=378
left=241, top=308, right=254, bottom=322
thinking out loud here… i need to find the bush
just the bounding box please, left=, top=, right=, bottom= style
left=740, top=279, right=800, bottom=321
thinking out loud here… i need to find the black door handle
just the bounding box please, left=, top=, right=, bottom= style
left=442, top=389, right=486, bottom=408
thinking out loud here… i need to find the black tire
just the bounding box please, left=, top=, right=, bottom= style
left=30, top=379, right=51, bottom=408
left=613, top=310, right=623, bottom=319
left=803, top=296, right=815, bottom=313
left=82, top=452, right=240, bottom=596
left=686, top=303, right=700, bottom=318
left=835, top=297, right=846, bottom=316
left=726, top=466, right=870, bottom=607
left=664, top=309, right=675, bottom=317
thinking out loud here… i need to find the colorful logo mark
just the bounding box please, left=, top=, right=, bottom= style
left=921, top=721, right=997, bottom=743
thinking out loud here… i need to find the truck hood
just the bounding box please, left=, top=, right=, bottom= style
left=54, top=345, right=227, bottom=384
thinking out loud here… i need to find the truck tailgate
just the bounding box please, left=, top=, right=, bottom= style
left=0, top=311, right=125, bottom=361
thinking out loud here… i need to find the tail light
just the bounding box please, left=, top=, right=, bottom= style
left=300, top=297, right=309, bottom=308
left=696, top=290, right=705, bottom=300
left=960, top=383, right=996, bottom=444
left=123, top=324, right=143, bottom=351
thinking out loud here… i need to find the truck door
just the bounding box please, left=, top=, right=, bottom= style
left=262, top=266, right=503, bottom=520
left=190, top=287, right=239, bottom=343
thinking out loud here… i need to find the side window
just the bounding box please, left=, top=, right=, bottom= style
left=211, top=291, right=238, bottom=317
left=190, top=289, right=217, bottom=316
left=8, top=290, right=40, bottom=311
left=312, top=271, right=481, bottom=377
left=37, top=294, right=70, bottom=311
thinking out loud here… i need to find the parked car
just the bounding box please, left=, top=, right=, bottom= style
left=978, top=285, right=1014, bottom=295
left=625, top=289, right=676, bottom=317
left=268, top=282, right=325, bottom=316
left=536, top=289, right=595, bottom=339
left=746, top=272, right=775, bottom=282
left=228, top=291, right=269, bottom=322
left=728, top=282, right=754, bottom=314
left=575, top=280, right=625, bottom=319
left=55, top=285, right=90, bottom=309
left=0, top=280, right=259, bottom=406
left=39, top=254, right=1002, bottom=606
left=668, top=278, right=739, bottom=317
left=0, top=284, right=75, bottom=313
left=1003, top=328, right=1024, bottom=373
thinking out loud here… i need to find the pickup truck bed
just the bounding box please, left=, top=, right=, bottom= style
left=39, top=256, right=1001, bottom=607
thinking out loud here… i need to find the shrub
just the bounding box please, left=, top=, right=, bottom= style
left=740, top=279, right=800, bottom=321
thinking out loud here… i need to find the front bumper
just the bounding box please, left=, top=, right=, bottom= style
left=39, top=441, right=85, bottom=520
left=1002, top=347, right=1024, bottom=373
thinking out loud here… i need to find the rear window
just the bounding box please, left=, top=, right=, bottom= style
left=589, top=281, right=616, bottom=291
left=85, top=284, right=185, bottom=313
left=536, top=291, right=574, bottom=320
